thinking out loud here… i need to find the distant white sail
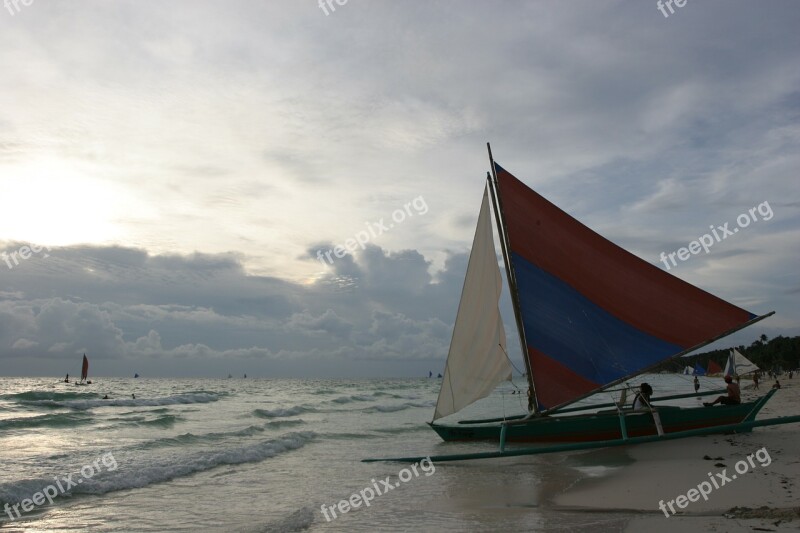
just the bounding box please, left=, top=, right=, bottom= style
left=724, top=348, right=759, bottom=376
left=433, top=186, right=512, bottom=421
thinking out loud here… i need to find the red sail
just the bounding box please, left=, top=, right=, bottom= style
left=81, top=354, right=89, bottom=382
left=494, top=163, right=758, bottom=410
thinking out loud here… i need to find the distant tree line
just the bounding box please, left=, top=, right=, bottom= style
left=659, top=335, right=800, bottom=373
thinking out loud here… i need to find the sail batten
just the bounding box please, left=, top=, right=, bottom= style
left=433, top=186, right=512, bottom=421
left=493, top=163, right=760, bottom=411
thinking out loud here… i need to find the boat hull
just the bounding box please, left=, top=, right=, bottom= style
left=430, top=401, right=762, bottom=443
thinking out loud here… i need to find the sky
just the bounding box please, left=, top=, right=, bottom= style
left=1, top=1, right=798, bottom=378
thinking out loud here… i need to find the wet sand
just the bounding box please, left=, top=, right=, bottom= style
left=551, top=378, right=800, bottom=531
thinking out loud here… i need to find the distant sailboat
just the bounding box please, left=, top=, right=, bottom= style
left=134, top=373, right=139, bottom=378
left=724, top=348, right=759, bottom=377
left=707, top=359, right=723, bottom=376
left=76, top=354, right=91, bottom=385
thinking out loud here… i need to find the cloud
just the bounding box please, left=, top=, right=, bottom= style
left=0, top=2, right=798, bottom=375
left=0, top=242, right=468, bottom=375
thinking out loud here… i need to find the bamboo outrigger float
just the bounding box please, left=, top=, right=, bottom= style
left=364, top=144, right=796, bottom=463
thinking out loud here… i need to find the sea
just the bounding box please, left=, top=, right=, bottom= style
left=0, top=374, right=710, bottom=532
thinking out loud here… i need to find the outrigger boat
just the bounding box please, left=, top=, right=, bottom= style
left=365, top=144, right=800, bottom=463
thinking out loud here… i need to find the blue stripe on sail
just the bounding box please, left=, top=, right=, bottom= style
left=511, top=252, right=683, bottom=386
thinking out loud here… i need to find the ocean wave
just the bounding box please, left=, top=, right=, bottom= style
left=127, top=414, right=184, bottom=428
left=253, top=406, right=312, bottom=419
left=2, top=391, right=98, bottom=402
left=331, top=394, right=373, bottom=404
left=0, top=412, right=93, bottom=430
left=373, top=424, right=430, bottom=435
left=136, top=424, right=268, bottom=450
left=365, top=400, right=435, bottom=413
left=133, top=420, right=308, bottom=452
left=371, top=391, right=422, bottom=400
left=0, top=432, right=315, bottom=507
left=266, top=419, right=307, bottom=429
left=243, top=507, right=315, bottom=533
left=27, top=392, right=222, bottom=410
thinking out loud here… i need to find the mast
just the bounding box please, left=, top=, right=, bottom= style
left=487, top=143, right=539, bottom=414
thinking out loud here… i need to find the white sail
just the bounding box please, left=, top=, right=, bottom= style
left=725, top=348, right=759, bottom=376
left=433, top=186, right=512, bottom=421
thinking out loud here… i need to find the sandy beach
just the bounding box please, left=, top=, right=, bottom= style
left=552, top=378, right=800, bottom=531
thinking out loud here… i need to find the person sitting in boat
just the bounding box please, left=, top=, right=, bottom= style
left=632, top=383, right=653, bottom=410
left=772, top=380, right=781, bottom=390
left=103, top=394, right=109, bottom=399
left=704, top=375, right=740, bottom=406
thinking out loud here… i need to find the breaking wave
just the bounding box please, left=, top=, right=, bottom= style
left=0, top=412, right=93, bottom=430
left=0, top=432, right=316, bottom=507
left=252, top=406, right=312, bottom=419
left=26, top=392, right=222, bottom=411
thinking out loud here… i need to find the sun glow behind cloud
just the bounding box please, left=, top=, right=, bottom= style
left=0, top=158, right=129, bottom=246
left=0, top=1, right=798, bottom=378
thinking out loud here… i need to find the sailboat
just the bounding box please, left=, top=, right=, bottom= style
left=364, top=145, right=800, bottom=465
left=707, top=359, right=724, bottom=376
left=76, top=354, right=92, bottom=385
left=724, top=348, right=759, bottom=377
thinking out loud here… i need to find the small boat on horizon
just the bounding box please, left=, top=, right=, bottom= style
left=76, top=354, right=92, bottom=385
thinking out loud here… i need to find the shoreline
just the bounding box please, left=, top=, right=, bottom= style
left=549, top=379, right=800, bottom=531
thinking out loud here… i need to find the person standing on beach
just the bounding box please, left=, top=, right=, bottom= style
left=693, top=376, right=699, bottom=393
left=704, top=375, right=740, bottom=406
left=754, top=373, right=760, bottom=390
